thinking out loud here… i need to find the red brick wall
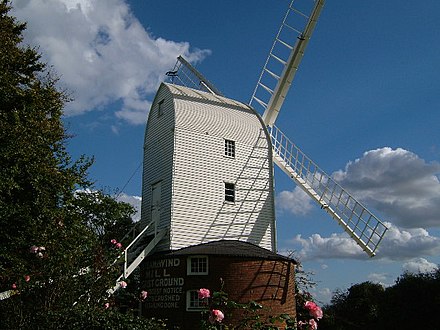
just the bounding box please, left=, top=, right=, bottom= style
left=215, top=257, right=296, bottom=323
left=141, top=255, right=296, bottom=329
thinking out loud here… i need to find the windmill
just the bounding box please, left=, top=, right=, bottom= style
left=116, top=0, right=388, bottom=288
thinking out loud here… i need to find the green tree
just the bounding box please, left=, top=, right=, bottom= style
left=320, top=269, right=440, bottom=330
left=71, top=190, right=136, bottom=245
left=0, top=2, right=164, bottom=328
left=379, top=269, right=440, bottom=330
left=1, top=0, right=93, bottom=302
left=320, top=282, right=384, bottom=330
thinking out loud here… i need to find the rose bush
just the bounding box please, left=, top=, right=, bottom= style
left=297, top=301, right=323, bottom=329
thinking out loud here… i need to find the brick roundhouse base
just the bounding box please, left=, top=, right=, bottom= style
left=141, top=240, right=297, bottom=329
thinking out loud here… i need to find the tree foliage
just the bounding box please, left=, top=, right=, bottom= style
left=0, top=2, right=164, bottom=328
left=321, top=282, right=384, bottom=329
left=379, top=270, right=440, bottom=330
left=320, top=269, right=440, bottom=330
left=72, top=190, right=136, bottom=245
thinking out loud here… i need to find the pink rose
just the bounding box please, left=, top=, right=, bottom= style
left=116, top=242, right=122, bottom=249
left=140, top=290, right=148, bottom=301
left=119, top=281, right=127, bottom=288
left=310, top=305, right=323, bottom=320
left=30, top=246, right=38, bottom=253
left=24, top=275, right=30, bottom=282
left=11, top=283, right=17, bottom=289
left=104, top=302, right=110, bottom=309
left=111, top=239, right=117, bottom=245
left=197, top=288, right=210, bottom=299
left=305, top=301, right=323, bottom=320
left=298, top=321, right=306, bottom=327
left=209, top=309, right=224, bottom=324
left=309, top=319, right=318, bottom=330
left=305, top=301, right=317, bottom=310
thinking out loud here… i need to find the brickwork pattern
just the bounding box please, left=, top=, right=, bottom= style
left=141, top=254, right=296, bottom=329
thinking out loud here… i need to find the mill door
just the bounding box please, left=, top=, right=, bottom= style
left=151, top=181, right=161, bottom=232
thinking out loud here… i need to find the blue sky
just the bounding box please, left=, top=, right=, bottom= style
left=12, top=0, right=440, bottom=304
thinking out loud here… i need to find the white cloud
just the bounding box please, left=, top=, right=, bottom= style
left=277, top=147, right=440, bottom=229
left=332, top=147, right=440, bottom=228
left=313, top=287, right=332, bottom=305
left=290, top=222, right=440, bottom=261
left=115, top=99, right=152, bottom=125
left=116, top=193, right=141, bottom=222
left=11, top=0, right=210, bottom=125
left=402, top=258, right=438, bottom=274
left=280, top=147, right=440, bottom=261
left=367, top=272, right=389, bottom=284
left=378, top=223, right=440, bottom=259
left=292, top=233, right=366, bottom=260
left=277, top=187, right=314, bottom=215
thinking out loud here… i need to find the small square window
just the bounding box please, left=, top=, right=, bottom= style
left=186, top=290, right=206, bottom=311
left=187, top=256, right=208, bottom=275
left=225, top=139, right=235, bottom=158
left=157, top=99, right=164, bottom=117
left=225, top=182, right=235, bottom=203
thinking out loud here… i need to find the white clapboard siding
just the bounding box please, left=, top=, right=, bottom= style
left=141, top=83, right=276, bottom=252
left=140, top=85, right=175, bottom=251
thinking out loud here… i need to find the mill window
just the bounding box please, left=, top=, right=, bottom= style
left=186, top=290, right=206, bottom=311
left=157, top=99, right=164, bottom=117
left=187, top=256, right=208, bottom=275
left=225, top=182, right=235, bottom=203
left=224, top=139, right=235, bottom=158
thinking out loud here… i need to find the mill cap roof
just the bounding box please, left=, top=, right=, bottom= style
left=150, top=240, right=295, bottom=263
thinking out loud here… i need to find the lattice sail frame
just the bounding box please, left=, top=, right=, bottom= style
left=166, top=56, right=223, bottom=96
left=250, top=0, right=325, bottom=126
left=269, top=126, right=388, bottom=257
left=248, top=0, right=387, bottom=256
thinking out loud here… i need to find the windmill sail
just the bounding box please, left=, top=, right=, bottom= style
left=166, top=55, right=223, bottom=96
left=270, top=125, right=387, bottom=257
left=249, top=0, right=388, bottom=256
left=250, top=0, right=325, bottom=126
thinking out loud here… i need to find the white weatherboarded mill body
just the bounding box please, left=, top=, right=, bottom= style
left=140, top=83, right=276, bottom=252
left=114, top=0, right=386, bottom=288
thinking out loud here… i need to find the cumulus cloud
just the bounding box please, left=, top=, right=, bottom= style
left=11, top=0, right=210, bottom=125
left=378, top=223, right=440, bottom=259
left=290, top=222, right=440, bottom=261
left=402, top=258, right=438, bottom=274
left=367, top=272, right=389, bottom=285
left=333, top=147, right=440, bottom=228
left=292, top=233, right=365, bottom=260
left=278, top=147, right=440, bottom=229
left=277, top=187, right=313, bottom=215
left=314, top=287, right=332, bottom=304
left=280, top=147, right=440, bottom=260
left=116, top=193, right=141, bottom=222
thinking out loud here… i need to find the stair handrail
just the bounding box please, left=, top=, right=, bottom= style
left=123, top=220, right=156, bottom=277
left=119, top=220, right=142, bottom=243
